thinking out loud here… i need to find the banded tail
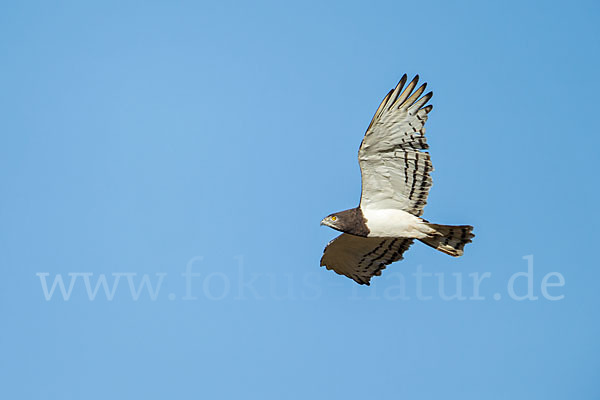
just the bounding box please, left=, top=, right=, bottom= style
left=419, top=224, right=474, bottom=257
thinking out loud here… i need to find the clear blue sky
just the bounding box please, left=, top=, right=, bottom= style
left=1, top=1, right=599, bottom=399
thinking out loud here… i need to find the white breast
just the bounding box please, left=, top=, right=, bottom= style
left=361, top=208, right=432, bottom=239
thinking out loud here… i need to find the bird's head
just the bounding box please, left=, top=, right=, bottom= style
left=320, top=208, right=368, bottom=237
left=320, top=213, right=343, bottom=231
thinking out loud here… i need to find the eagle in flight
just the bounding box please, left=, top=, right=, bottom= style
left=320, top=74, right=474, bottom=285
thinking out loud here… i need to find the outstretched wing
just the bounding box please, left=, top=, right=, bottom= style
left=359, top=74, right=434, bottom=216
left=320, top=233, right=414, bottom=285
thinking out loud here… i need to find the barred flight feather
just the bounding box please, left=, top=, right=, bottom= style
left=359, top=75, right=435, bottom=215
left=320, top=234, right=414, bottom=285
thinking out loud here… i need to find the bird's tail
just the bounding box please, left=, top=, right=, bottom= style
left=419, top=224, right=474, bottom=257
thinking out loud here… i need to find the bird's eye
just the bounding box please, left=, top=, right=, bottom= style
left=331, top=216, right=337, bottom=221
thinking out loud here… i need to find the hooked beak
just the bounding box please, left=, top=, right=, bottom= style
left=320, top=218, right=327, bottom=226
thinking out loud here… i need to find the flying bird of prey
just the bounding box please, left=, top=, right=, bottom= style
left=320, top=74, right=474, bottom=285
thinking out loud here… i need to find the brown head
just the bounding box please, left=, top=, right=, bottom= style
left=320, top=207, right=369, bottom=237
